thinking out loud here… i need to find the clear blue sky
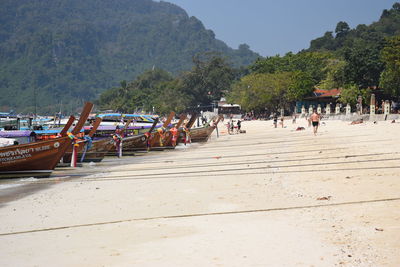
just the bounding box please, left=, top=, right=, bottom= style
left=163, top=0, right=399, bottom=56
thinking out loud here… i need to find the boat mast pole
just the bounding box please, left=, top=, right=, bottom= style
left=34, top=86, right=37, bottom=120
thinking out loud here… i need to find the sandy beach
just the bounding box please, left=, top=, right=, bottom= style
left=0, top=119, right=399, bottom=267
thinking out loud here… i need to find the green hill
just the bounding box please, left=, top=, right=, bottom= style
left=306, top=3, right=400, bottom=90
left=0, top=0, right=259, bottom=113
left=308, top=3, right=400, bottom=53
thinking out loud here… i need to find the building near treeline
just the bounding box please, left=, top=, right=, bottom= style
left=295, top=88, right=341, bottom=113
left=295, top=87, right=397, bottom=114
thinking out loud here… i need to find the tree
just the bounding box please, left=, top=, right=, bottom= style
left=181, top=53, right=236, bottom=108
left=309, top=31, right=335, bottom=51
left=119, top=80, right=128, bottom=96
left=339, top=84, right=371, bottom=105
left=287, top=71, right=315, bottom=100
left=153, top=79, right=190, bottom=114
left=228, top=72, right=291, bottom=113
left=380, top=36, right=400, bottom=98
left=335, top=21, right=350, bottom=38
left=342, top=36, right=386, bottom=89
left=318, top=59, right=346, bottom=89
left=339, top=84, right=359, bottom=105
left=393, top=2, right=400, bottom=11
left=228, top=71, right=314, bottom=113
left=97, top=69, right=175, bottom=113
left=249, top=51, right=333, bottom=85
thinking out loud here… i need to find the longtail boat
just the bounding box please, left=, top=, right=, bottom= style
left=121, top=118, right=159, bottom=152
left=112, top=119, right=133, bottom=157
left=164, top=114, right=187, bottom=148
left=62, top=117, right=112, bottom=163
left=185, top=113, right=198, bottom=129
left=96, top=113, right=157, bottom=133
left=81, top=118, right=116, bottom=162
left=180, top=113, right=198, bottom=145
left=190, top=115, right=223, bottom=142
left=0, top=102, right=93, bottom=178
left=148, top=111, right=175, bottom=149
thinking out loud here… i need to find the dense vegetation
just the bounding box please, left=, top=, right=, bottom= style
left=227, top=3, right=400, bottom=113
left=0, top=0, right=258, bottom=113
left=97, top=53, right=238, bottom=114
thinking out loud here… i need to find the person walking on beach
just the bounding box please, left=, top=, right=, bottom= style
left=310, top=110, right=320, bottom=136
left=230, top=120, right=235, bottom=134
left=273, top=115, right=278, bottom=128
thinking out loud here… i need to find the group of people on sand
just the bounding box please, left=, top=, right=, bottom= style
left=227, top=119, right=242, bottom=134
left=273, top=110, right=321, bottom=136
left=273, top=115, right=284, bottom=128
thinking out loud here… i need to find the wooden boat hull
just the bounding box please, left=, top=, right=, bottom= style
left=149, top=131, right=165, bottom=148
left=112, top=134, right=148, bottom=152
left=0, top=137, right=72, bottom=178
left=163, top=129, right=184, bottom=148
left=147, top=112, right=175, bottom=150
left=190, top=126, right=217, bottom=142
left=63, top=138, right=115, bottom=163
left=83, top=138, right=115, bottom=162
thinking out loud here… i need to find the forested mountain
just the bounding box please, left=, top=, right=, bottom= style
left=0, top=0, right=258, bottom=113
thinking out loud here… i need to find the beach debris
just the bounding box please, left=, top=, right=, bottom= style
left=373, top=121, right=378, bottom=124
left=375, top=228, right=384, bottom=231
left=317, top=196, right=332, bottom=201
left=295, top=127, right=305, bottom=131
left=213, top=156, right=221, bottom=159
left=391, top=120, right=396, bottom=123
left=350, top=118, right=363, bottom=125
left=95, top=187, right=100, bottom=190
left=345, top=176, right=351, bottom=179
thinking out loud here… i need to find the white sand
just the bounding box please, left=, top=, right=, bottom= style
left=0, top=119, right=399, bottom=266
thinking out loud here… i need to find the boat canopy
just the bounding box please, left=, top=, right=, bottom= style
left=34, top=129, right=84, bottom=135
left=0, top=130, right=36, bottom=138
left=96, top=113, right=157, bottom=123
left=84, top=124, right=163, bottom=131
